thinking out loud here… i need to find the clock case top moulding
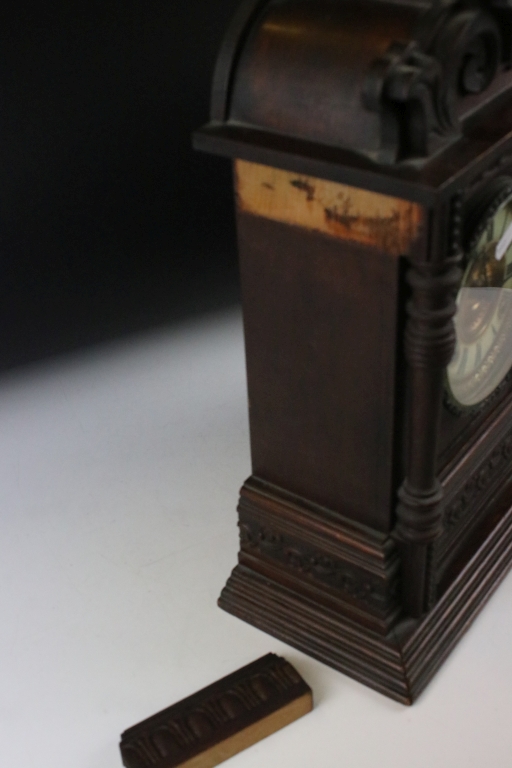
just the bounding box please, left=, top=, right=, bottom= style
left=194, top=0, right=512, bottom=704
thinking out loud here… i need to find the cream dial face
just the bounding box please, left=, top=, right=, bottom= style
left=447, top=196, right=512, bottom=407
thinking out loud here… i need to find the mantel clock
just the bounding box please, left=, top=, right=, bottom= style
left=194, top=0, right=512, bottom=703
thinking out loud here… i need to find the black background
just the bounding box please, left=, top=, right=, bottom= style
left=0, top=0, right=241, bottom=370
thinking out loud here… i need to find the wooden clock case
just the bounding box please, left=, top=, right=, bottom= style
left=194, top=0, right=512, bottom=703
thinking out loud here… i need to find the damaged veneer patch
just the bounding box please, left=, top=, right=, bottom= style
left=235, top=159, right=424, bottom=257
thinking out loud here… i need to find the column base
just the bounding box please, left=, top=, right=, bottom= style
left=219, top=493, right=512, bottom=704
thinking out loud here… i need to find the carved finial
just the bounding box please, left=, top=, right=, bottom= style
left=363, top=0, right=506, bottom=162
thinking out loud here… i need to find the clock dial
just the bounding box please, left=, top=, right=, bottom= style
left=447, top=185, right=512, bottom=408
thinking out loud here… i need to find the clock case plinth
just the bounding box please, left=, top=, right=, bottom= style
left=194, top=0, right=512, bottom=703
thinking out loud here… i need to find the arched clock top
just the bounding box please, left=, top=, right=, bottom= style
left=202, top=0, right=512, bottom=167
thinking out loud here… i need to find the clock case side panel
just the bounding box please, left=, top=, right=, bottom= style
left=235, top=160, right=420, bottom=533
left=221, top=160, right=428, bottom=632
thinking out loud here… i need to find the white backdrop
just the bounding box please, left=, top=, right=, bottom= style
left=1, top=308, right=511, bottom=768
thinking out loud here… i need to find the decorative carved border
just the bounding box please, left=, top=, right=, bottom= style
left=220, top=483, right=512, bottom=704
left=120, top=655, right=309, bottom=768
left=442, top=428, right=512, bottom=533
left=433, top=409, right=512, bottom=588
left=236, top=478, right=400, bottom=626
left=239, top=519, right=393, bottom=611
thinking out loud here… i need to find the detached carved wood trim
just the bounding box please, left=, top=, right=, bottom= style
left=237, top=477, right=401, bottom=633
left=120, top=655, right=312, bottom=768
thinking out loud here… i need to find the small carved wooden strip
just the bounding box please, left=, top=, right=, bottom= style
left=119, top=654, right=312, bottom=768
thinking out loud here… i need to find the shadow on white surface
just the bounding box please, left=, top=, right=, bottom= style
left=0, top=308, right=511, bottom=768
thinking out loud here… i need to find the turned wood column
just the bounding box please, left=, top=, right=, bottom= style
left=395, top=198, right=462, bottom=617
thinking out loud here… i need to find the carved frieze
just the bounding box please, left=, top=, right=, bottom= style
left=443, top=429, right=512, bottom=533
left=239, top=518, right=395, bottom=612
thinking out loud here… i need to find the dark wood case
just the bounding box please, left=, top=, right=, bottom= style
left=194, top=0, right=512, bottom=703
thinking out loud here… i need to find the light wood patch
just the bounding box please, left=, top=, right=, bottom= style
left=178, top=693, right=313, bottom=768
left=235, top=159, right=424, bottom=256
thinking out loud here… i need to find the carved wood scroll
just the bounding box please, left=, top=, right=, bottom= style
left=363, top=0, right=512, bottom=162
left=120, top=654, right=312, bottom=768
